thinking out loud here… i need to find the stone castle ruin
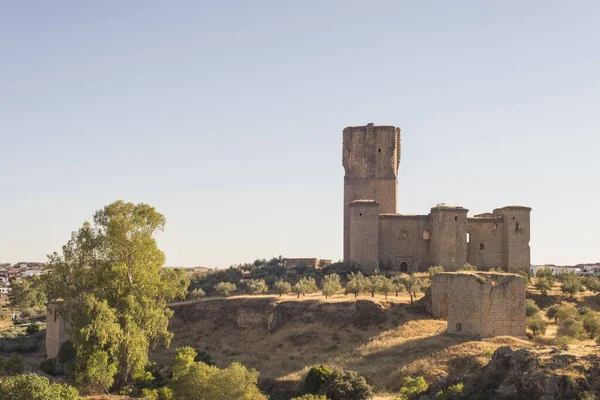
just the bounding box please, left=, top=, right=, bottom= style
left=430, top=272, right=526, bottom=338
left=343, top=123, right=531, bottom=274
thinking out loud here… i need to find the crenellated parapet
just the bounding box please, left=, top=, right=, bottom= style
left=379, top=214, right=430, bottom=221
left=349, top=200, right=379, bottom=208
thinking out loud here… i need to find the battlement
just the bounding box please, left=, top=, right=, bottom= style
left=379, top=214, right=430, bottom=221
left=430, top=206, right=469, bottom=213
left=468, top=216, right=504, bottom=224
left=349, top=200, right=379, bottom=208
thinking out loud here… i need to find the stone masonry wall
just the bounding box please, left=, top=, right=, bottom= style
left=466, top=217, right=504, bottom=269
left=378, top=215, right=431, bottom=272
left=431, top=272, right=526, bottom=338
left=46, top=301, right=68, bottom=358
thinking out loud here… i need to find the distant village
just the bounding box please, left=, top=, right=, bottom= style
left=530, top=263, right=600, bottom=277
left=0, top=262, right=47, bottom=306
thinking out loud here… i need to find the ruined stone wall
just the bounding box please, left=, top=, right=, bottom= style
left=342, top=124, right=400, bottom=261
left=467, top=217, right=504, bottom=269
left=431, top=272, right=526, bottom=338
left=378, top=215, right=431, bottom=272
left=46, top=301, right=68, bottom=358
left=349, top=200, right=380, bottom=273
left=430, top=207, right=468, bottom=271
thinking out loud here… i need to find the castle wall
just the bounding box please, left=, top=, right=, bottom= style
left=430, top=207, right=468, bottom=271
left=46, top=301, right=68, bottom=358
left=349, top=200, right=380, bottom=272
left=466, top=217, right=504, bottom=269
left=343, top=124, right=400, bottom=261
left=495, top=206, right=532, bottom=275
left=378, top=215, right=431, bottom=272
left=431, top=272, right=526, bottom=338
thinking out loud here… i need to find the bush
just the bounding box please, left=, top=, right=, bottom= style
left=527, top=315, right=547, bottom=337
left=305, top=364, right=333, bottom=394
left=273, top=280, right=292, bottom=297
left=244, top=279, right=268, bottom=295
left=292, top=395, right=328, bottom=400
left=557, top=318, right=587, bottom=341
left=526, top=299, right=541, bottom=317
left=319, top=370, right=373, bottom=400
left=428, top=266, right=444, bottom=279
left=547, top=304, right=561, bottom=322
left=436, top=382, right=464, bottom=399
left=3, top=353, right=24, bottom=375
left=39, top=358, right=57, bottom=376
left=26, top=323, right=42, bottom=335
left=582, top=312, right=600, bottom=339
left=0, top=373, right=79, bottom=400
left=534, top=277, right=553, bottom=295
left=214, top=282, right=237, bottom=297
left=397, top=376, right=428, bottom=400
left=460, top=263, right=477, bottom=271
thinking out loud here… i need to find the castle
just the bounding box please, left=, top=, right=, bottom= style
left=343, top=123, right=531, bottom=274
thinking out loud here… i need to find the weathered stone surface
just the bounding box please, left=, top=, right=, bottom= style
left=430, top=272, right=526, bottom=338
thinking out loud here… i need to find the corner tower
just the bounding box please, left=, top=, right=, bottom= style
left=343, top=123, right=401, bottom=262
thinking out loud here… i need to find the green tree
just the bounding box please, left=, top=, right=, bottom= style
left=321, top=274, right=342, bottom=299
left=427, top=265, right=444, bottom=279
left=3, top=353, right=24, bottom=375
left=298, top=277, right=318, bottom=295
left=401, top=276, right=424, bottom=304
left=555, top=303, right=580, bottom=322
left=397, top=376, right=428, bottom=400
left=293, top=281, right=307, bottom=298
left=582, top=312, right=600, bottom=339
left=534, top=277, right=553, bottom=296
left=345, top=272, right=367, bottom=298
left=546, top=304, right=561, bottom=322
left=527, top=315, right=547, bottom=337
left=215, top=282, right=237, bottom=297
left=273, top=280, right=292, bottom=297
left=391, top=276, right=406, bottom=297
left=46, top=201, right=189, bottom=391
left=0, top=374, right=80, bottom=400
left=379, top=277, right=395, bottom=299
left=583, top=276, right=600, bottom=294
left=561, top=274, right=584, bottom=298
left=557, top=317, right=587, bottom=340
left=366, top=275, right=384, bottom=297
left=244, top=279, right=268, bottom=295
left=525, top=299, right=540, bottom=317
left=8, top=274, right=48, bottom=315
left=292, top=395, right=327, bottom=400
left=319, top=370, right=373, bottom=400
left=536, top=267, right=555, bottom=284
left=305, top=364, right=333, bottom=394
left=169, top=347, right=267, bottom=400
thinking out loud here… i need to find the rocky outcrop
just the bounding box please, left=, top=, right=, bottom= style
left=435, top=346, right=600, bottom=400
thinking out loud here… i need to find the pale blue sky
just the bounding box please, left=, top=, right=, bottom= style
left=1, top=1, right=599, bottom=267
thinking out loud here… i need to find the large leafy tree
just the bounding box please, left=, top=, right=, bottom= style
left=47, top=201, right=189, bottom=391
left=0, top=373, right=80, bottom=400
left=8, top=274, right=48, bottom=315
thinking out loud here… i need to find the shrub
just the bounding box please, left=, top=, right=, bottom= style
left=534, top=277, right=553, bottom=295
left=527, top=315, right=547, bottom=337
left=244, top=279, right=268, bottom=295
left=583, top=276, right=600, bottom=293
left=547, top=304, right=561, bottom=322
left=319, top=370, right=373, bottom=400
left=292, top=395, right=328, bottom=400
left=436, top=382, right=464, bottom=399
left=273, top=280, right=292, bottom=297
left=26, top=323, right=42, bottom=335
left=536, top=267, right=555, bottom=283
left=555, top=303, right=580, bottom=322
left=460, top=263, right=477, bottom=271
left=561, top=274, right=584, bottom=298
left=582, top=312, right=600, bottom=339
left=397, top=376, right=428, bottom=400
left=428, top=265, right=444, bottom=279
left=188, top=288, right=206, bottom=300
left=526, top=299, right=541, bottom=317
left=305, top=364, right=333, bottom=394
left=0, top=373, right=79, bottom=400
left=39, top=358, right=57, bottom=376
left=3, top=353, right=23, bottom=375
left=557, top=318, right=587, bottom=341
left=214, top=282, right=236, bottom=297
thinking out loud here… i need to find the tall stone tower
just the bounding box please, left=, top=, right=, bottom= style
left=343, top=123, right=401, bottom=262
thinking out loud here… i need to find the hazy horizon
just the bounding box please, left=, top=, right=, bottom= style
left=2, top=2, right=599, bottom=268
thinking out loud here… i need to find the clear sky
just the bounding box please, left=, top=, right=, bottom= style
left=1, top=1, right=599, bottom=268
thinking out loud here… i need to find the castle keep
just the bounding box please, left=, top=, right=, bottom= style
left=343, top=124, right=531, bottom=274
